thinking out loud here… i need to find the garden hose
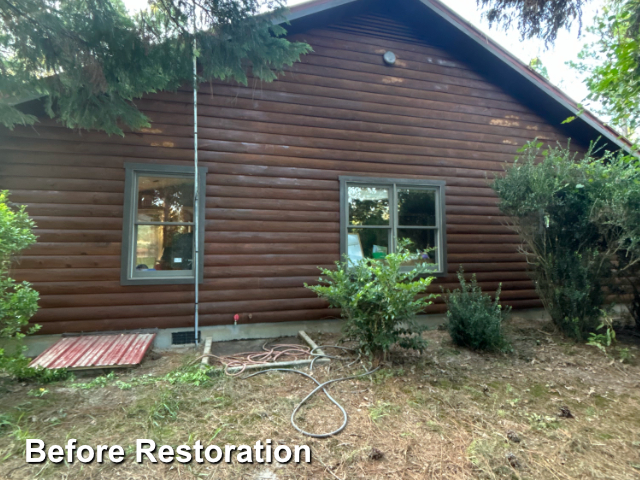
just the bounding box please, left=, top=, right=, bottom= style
left=244, top=347, right=379, bottom=438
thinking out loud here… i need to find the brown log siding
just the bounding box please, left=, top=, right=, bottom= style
left=0, top=12, right=586, bottom=335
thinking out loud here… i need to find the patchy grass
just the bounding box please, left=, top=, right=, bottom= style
left=2, top=316, right=640, bottom=479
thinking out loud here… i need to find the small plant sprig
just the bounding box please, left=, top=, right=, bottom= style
left=587, top=314, right=617, bottom=356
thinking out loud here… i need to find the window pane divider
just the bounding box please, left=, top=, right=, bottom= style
left=392, top=183, right=398, bottom=253
left=396, top=225, right=438, bottom=229
left=134, top=221, right=195, bottom=226
left=348, top=225, right=392, bottom=229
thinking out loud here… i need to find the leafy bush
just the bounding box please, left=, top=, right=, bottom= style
left=2, top=355, right=71, bottom=383
left=0, top=190, right=41, bottom=377
left=306, top=241, right=437, bottom=359
left=444, top=267, right=511, bottom=352
left=492, top=141, right=640, bottom=340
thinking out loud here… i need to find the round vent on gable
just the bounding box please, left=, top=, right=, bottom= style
left=383, top=51, right=396, bottom=65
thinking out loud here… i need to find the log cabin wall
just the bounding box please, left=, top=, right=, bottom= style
left=0, top=10, right=587, bottom=335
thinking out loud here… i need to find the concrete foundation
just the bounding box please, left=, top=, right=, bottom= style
left=19, top=309, right=550, bottom=358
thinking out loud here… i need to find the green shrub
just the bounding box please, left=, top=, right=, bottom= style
left=306, top=241, right=437, bottom=360
left=2, top=355, right=71, bottom=383
left=445, top=267, right=511, bottom=352
left=541, top=247, right=605, bottom=339
left=491, top=141, right=640, bottom=341
left=0, top=190, right=41, bottom=376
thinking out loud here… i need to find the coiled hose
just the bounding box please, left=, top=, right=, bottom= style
left=244, top=346, right=379, bottom=438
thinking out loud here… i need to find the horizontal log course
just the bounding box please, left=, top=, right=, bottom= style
left=24, top=242, right=121, bottom=256
left=207, top=196, right=338, bottom=212
left=12, top=268, right=121, bottom=282
left=204, top=243, right=339, bottom=255
left=447, top=225, right=513, bottom=235
left=30, top=231, right=122, bottom=243
left=30, top=276, right=324, bottom=295
left=207, top=185, right=340, bottom=202
left=448, top=262, right=526, bottom=273
left=0, top=164, right=124, bottom=181
left=447, top=253, right=525, bottom=263
left=6, top=189, right=125, bottom=206
left=204, top=219, right=339, bottom=233
left=32, top=297, right=331, bottom=323
left=447, top=244, right=520, bottom=254
left=30, top=217, right=123, bottom=231
left=0, top=136, right=190, bottom=162
left=204, top=265, right=335, bottom=278
left=33, top=316, right=198, bottom=335
left=206, top=208, right=340, bottom=223
left=18, top=255, right=121, bottom=269
left=39, top=287, right=317, bottom=309
left=204, top=254, right=339, bottom=267
left=206, top=231, right=339, bottom=244
left=436, top=280, right=534, bottom=291
left=0, top=175, right=124, bottom=193
left=447, top=234, right=521, bottom=244
left=20, top=204, right=124, bottom=218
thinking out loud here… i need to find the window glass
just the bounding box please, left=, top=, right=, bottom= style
left=137, top=176, right=194, bottom=223
left=348, top=228, right=389, bottom=261
left=398, top=188, right=436, bottom=226
left=342, top=179, right=445, bottom=273
left=348, top=186, right=390, bottom=226
left=122, top=164, right=206, bottom=285
left=135, top=225, right=194, bottom=272
left=397, top=228, right=437, bottom=266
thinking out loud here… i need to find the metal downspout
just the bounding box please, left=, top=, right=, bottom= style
left=192, top=2, right=199, bottom=345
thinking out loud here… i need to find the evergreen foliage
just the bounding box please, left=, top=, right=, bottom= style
left=445, top=267, right=511, bottom=352
left=492, top=141, right=640, bottom=340
left=306, top=241, right=438, bottom=360
left=0, top=0, right=311, bottom=135
left=477, top=0, right=587, bottom=44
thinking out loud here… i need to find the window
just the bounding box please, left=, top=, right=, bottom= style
left=121, top=163, right=207, bottom=285
left=339, top=176, right=447, bottom=275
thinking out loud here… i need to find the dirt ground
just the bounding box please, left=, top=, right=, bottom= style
left=2, top=315, right=640, bottom=479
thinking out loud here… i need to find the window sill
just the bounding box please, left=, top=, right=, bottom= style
left=120, top=276, right=200, bottom=286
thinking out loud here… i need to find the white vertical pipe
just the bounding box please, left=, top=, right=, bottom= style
left=192, top=1, right=199, bottom=345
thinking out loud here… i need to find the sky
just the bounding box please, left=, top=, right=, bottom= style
left=122, top=0, right=604, bottom=105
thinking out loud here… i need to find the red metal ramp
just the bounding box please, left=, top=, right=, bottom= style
left=29, top=333, right=156, bottom=370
